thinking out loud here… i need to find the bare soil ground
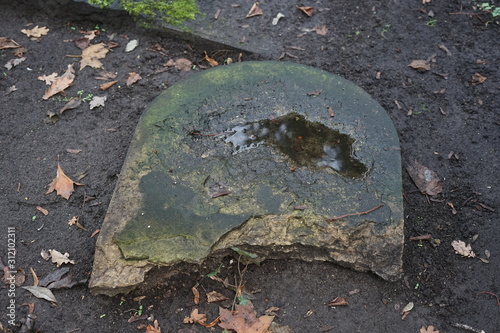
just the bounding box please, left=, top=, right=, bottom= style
left=1, top=0, right=499, bottom=332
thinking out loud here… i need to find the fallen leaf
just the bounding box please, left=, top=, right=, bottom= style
left=80, top=42, right=109, bottom=70
left=22, top=286, right=57, bottom=303
left=203, top=51, right=219, bottom=67
left=451, top=240, right=476, bottom=258
left=4, top=57, right=26, bottom=70
left=207, top=291, right=229, bottom=303
left=408, top=60, right=431, bottom=71
left=21, top=26, right=49, bottom=38
left=471, top=73, right=487, bottom=85
left=145, top=320, right=161, bottom=333
left=59, top=97, right=82, bottom=114
left=42, top=65, right=75, bottom=100
left=36, top=206, right=48, bottom=215
left=165, top=58, right=193, bottom=71
left=192, top=286, right=200, bottom=304
left=100, top=80, right=118, bottom=91
left=48, top=249, right=75, bottom=267
left=219, top=302, right=274, bottom=333
left=89, top=95, right=107, bottom=109
left=420, top=325, right=439, bottom=333
left=406, top=160, right=442, bottom=196
left=40, top=249, right=51, bottom=261
left=297, top=6, right=314, bottom=17
left=125, top=39, right=139, bottom=52
left=313, top=25, right=328, bottom=35
left=183, top=308, right=207, bottom=324
left=30, top=267, right=39, bottom=287
left=46, top=163, right=82, bottom=200
left=126, top=72, right=141, bottom=86
left=422, top=0, right=432, bottom=3
left=90, top=229, right=100, bottom=238
left=95, top=71, right=117, bottom=80
left=246, top=3, right=263, bottom=17
left=66, top=148, right=82, bottom=154
left=67, top=216, right=79, bottom=226
left=0, top=37, right=20, bottom=49
left=325, top=296, right=349, bottom=307
left=74, top=37, right=90, bottom=50
left=6, top=85, right=17, bottom=95
left=38, top=73, right=58, bottom=85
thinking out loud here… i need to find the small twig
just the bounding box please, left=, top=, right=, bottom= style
left=451, top=323, right=485, bottom=333
left=183, top=127, right=234, bottom=137
left=327, top=204, right=384, bottom=222
left=409, top=234, right=432, bottom=241
left=478, top=291, right=500, bottom=313
left=449, top=12, right=483, bottom=16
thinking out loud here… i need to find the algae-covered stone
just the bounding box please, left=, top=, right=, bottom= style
left=89, top=61, right=404, bottom=296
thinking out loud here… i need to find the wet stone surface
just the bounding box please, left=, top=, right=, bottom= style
left=90, top=61, right=404, bottom=295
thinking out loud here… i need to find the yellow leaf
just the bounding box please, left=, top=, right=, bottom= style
left=80, top=43, right=109, bottom=70
left=46, top=163, right=82, bottom=200
left=42, top=65, right=75, bottom=100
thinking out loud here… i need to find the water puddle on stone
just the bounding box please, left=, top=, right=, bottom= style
left=224, top=112, right=367, bottom=178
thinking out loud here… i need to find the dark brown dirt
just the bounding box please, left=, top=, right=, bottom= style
left=1, top=1, right=499, bottom=332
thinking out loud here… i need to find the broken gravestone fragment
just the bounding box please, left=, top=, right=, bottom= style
left=89, top=61, right=404, bottom=296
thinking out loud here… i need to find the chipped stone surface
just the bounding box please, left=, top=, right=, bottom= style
left=89, top=62, right=404, bottom=295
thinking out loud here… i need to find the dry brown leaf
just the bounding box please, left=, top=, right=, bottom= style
left=145, top=322, right=161, bottom=333
left=246, top=3, right=263, bottom=17
left=451, top=240, right=476, bottom=258
left=126, top=72, right=142, bottom=86
left=219, top=302, right=274, bottom=333
left=183, top=308, right=207, bottom=324
left=313, top=25, right=328, bottom=35
left=207, top=291, right=229, bottom=303
left=74, top=37, right=90, bottom=50
left=420, top=325, right=439, bottom=333
left=325, top=296, right=349, bottom=307
left=30, top=267, right=39, bottom=287
left=36, top=206, right=49, bottom=215
left=406, top=160, right=442, bottom=196
left=95, top=71, right=118, bottom=80
left=165, top=58, right=193, bottom=71
left=0, top=37, right=20, bottom=49
left=59, top=97, right=82, bottom=114
left=42, top=65, right=75, bottom=100
left=89, top=95, right=107, bottom=109
left=100, top=80, right=118, bottom=91
left=68, top=216, right=79, bottom=226
left=48, top=249, right=75, bottom=267
left=192, top=286, right=200, bottom=304
left=297, top=6, right=314, bottom=17
left=46, top=163, right=82, bottom=200
left=408, top=60, right=431, bottom=71
left=38, top=73, right=58, bottom=85
left=80, top=42, right=109, bottom=70
left=203, top=51, right=219, bottom=67
left=471, top=73, right=487, bottom=85
left=21, top=26, right=49, bottom=38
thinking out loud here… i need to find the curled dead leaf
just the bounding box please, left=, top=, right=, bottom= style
left=59, top=97, right=82, bottom=114
left=203, top=51, right=219, bottom=67
left=46, top=163, right=82, bottom=200
left=246, top=3, right=263, bottom=18
left=219, top=302, right=274, bottom=333
left=471, top=73, right=487, bottom=85
left=297, top=6, right=314, bottom=17
left=0, top=37, right=20, bottom=49
left=42, top=65, right=75, bottom=100
left=408, top=60, right=431, bottom=71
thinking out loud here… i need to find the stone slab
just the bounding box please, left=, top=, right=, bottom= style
left=89, top=61, right=404, bottom=296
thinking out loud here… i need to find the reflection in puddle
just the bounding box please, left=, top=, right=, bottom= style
left=224, top=113, right=367, bottom=178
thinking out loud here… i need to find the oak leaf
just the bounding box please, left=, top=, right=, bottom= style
left=80, top=43, right=109, bottom=70
left=21, top=26, right=49, bottom=38
left=183, top=308, right=207, bottom=324
left=46, top=163, right=82, bottom=200
left=165, top=58, right=193, bottom=71
left=420, top=325, right=439, bottom=333
left=48, top=249, right=75, bottom=267
left=451, top=240, right=476, bottom=258
left=219, top=302, right=274, bottom=333
left=42, top=65, right=75, bottom=100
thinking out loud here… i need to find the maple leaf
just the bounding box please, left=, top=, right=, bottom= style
left=219, top=302, right=274, bottom=333
left=80, top=43, right=109, bottom=70
left=46, top=163, right=82, bottom=200
left=42, top=65, right=75, bottom=100
left=21, top=26, right=49, bottom=38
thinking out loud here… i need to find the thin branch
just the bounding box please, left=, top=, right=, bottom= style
left=327, top=204, right=384, bottom=222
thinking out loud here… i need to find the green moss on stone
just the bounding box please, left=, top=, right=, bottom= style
left=87, top=0, right=199, bottom=26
